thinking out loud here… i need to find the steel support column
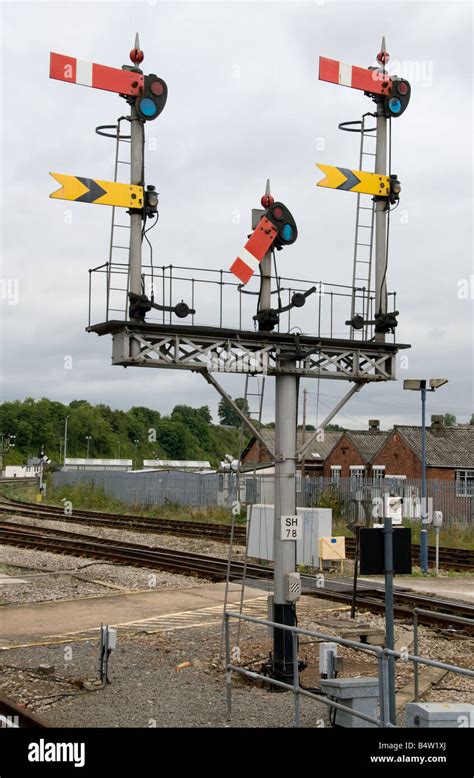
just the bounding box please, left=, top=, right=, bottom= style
left=272, top=360, right=298, bottom=679
left=129, top=103, right=144, bottom=356
left=374, top=100, right=388, bottom=343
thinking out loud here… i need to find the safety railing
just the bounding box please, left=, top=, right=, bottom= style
left=224, top=611, right=474, bottom=728
left=88, top=261, right=398, bottom=342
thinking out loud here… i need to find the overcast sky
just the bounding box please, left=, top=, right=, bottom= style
left=0, top=0, right=472, bottom=430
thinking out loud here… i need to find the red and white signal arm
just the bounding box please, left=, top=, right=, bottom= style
left=319, top=56, right=392, bottom=97
left=230, top=217, right=278, bottom=285
left=50, top=52, right=144, bottom=96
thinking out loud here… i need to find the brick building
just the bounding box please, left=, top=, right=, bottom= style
left=241, top=417, right=474, bottom=496
left=240, top=429, right=343, bottom=475
left=372, top=417, right=474, bottom=493
left=322, top=420, right=388, bottom=481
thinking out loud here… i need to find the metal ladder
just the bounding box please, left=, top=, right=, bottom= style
left=243, top=374, right=266, bottom=429
left=219, top=373, right=267, bottom=658
left=105, top=118, right=132, bottom=319
left=350, top=113, right=377, bottom=340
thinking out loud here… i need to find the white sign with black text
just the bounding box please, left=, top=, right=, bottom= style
left=384, top=495, right=403, bottom=525
left=281, top=514, right=302, bottom=540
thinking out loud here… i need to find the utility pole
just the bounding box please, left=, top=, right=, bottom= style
left=374, top=38, right=389, bottom=343
left=63, top=415, right=69, bottom=465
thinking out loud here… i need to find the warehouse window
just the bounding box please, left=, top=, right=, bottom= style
left=372, top=466, right=385, bottom=484
left=455, top=470, right=474, bottom=497
left=350, top=466, right=365, bottom=487
left=330, top=466, right=341, bottom=485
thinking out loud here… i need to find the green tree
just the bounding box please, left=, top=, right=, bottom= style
left=217, top=397, right=249, bottom=428
left=156, top=420, right=190, bottom=459
left=443, top=413, right=456, bottom=427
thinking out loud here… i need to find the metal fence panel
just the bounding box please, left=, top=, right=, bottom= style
left=52, top=471, right=473, bottom=526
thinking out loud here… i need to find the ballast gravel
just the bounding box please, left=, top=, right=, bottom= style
left=1, top=627, right=330, bottom=728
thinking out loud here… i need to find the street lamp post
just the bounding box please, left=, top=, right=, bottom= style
left=403, top=379, right=448, bottom=573
left=86, top=435, right=92, bottom=459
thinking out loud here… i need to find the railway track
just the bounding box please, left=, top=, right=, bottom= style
left=0, top=520, right=472, bottom=632
left=0, top=693, right=49, bottom=728
left=0, top=498, right=247, bottom=543
left=0, top=521, right=264, bottom=581
left=1, top=497, right=473, bottom=571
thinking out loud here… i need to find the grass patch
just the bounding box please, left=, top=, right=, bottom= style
left=2, top=480, right=472, bottom=546
left=0, top=478, right=238, bottom=525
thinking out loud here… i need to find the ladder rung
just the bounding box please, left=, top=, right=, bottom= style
left=359, top=206, right=373, bottom=211
left=356, top=243, right=372, bottom=247
left=112, top=245, right=129, bottom=250
left=356, top=224, right=372, bottom=229
left=363, top=151, right=376, bottom=156
left=113, top=224, right=131, bottom=229
left=117, top=160, right=131, bottom=165
left=356, top=260, right=370, bottom=264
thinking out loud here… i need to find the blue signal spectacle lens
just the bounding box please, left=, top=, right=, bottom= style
left=388, top=97, right=402, bottom=114
left=282, top=224, right=294, bottom=242
left=139, top=98, right=158, bottom=117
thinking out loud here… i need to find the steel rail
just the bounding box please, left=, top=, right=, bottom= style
left=1, top=521, right=472, bottom=630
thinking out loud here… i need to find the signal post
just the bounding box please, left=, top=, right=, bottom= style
left=49, top=35, right=411, bottom=686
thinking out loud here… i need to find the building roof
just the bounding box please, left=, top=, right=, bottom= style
left=142, top=460, right=212, bottom=469
left=344, top=431, right=390, bottom=463
left=64, top=458, right=132, bottom=466
left=241, top=430, right=343, bottom=462
left=393, top=426, right=474, bottom=469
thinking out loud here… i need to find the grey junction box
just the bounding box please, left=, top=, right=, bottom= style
left=405, top=702, right=474, bottom=728
left=246, top=504, right=332, bottom=567
left=320, top=677, right=379, bottom=728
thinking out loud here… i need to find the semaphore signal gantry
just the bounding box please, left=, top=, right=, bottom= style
left=49, top=34, right=412, bottom=683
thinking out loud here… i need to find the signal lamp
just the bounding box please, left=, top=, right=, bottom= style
left=136, top=74, right=168, bottom=121
left=384, top=77, right=411, bottom=118
left=389, top=174, right=402, bottom=204
left=265, top=202, right=298, bottom=249
left=145, top=185, right=159, bottom=216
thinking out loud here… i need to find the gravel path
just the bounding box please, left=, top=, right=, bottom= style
left=1, top=593, right=472, bottom=727
left=1, top=626, right=329, bottom=728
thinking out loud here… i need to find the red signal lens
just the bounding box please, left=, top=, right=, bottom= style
left=272, top=207, right=283, bottom=219
left=397, top=81, right=408, bottom=95
left=150, top=81, right=164, bottom=96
